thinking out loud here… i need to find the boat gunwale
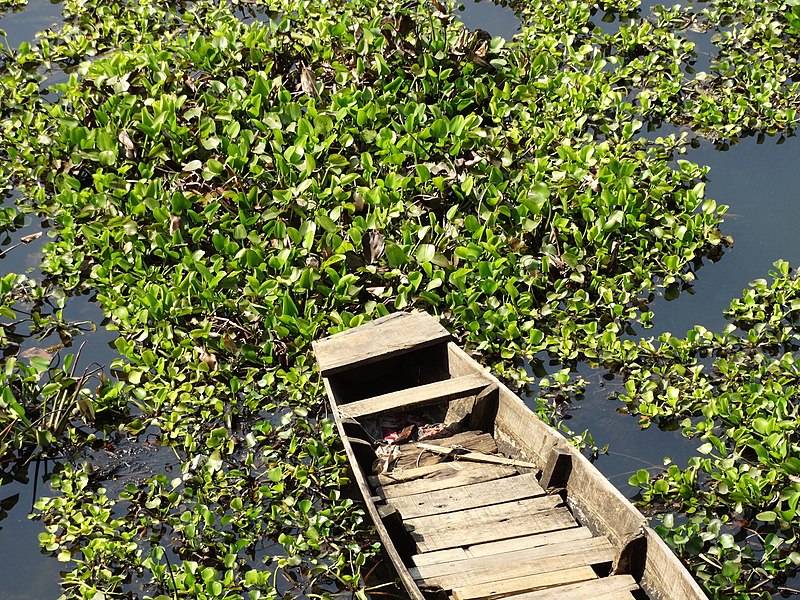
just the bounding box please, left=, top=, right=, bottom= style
left=316, top=313, right=708, bottom=600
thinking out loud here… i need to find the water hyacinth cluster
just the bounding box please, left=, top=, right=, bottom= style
left=0, top=0, right=800, bottom=598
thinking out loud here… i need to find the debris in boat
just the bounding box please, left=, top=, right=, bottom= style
left=418, top=422, right=460, bottom=440
left=385, top=423, right=417, bottom=445
left=373, top=444, right=401, bottom=475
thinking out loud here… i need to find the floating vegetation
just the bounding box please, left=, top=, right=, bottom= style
left=1, top=0, right=800, bottom=598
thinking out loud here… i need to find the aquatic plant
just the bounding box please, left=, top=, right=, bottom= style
left=1, top=0, right=800, bottom=598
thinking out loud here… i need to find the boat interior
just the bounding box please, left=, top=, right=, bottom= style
left=325, top=338, right=649, bottom=600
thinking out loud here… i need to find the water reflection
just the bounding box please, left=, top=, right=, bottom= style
left=457, top=0, right=520, bottom=39
left=647, top=133, right=800, bottom=336
left=0, top=460, right=62, bottom=600
left=0, top=0, right=62, bottom=49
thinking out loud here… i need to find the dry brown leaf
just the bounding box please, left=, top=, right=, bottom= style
left=19, top=232, right=42, bottom=244
left=169, top=215, right=182, bottom=235
left=300, top=67, right=319, bottom=97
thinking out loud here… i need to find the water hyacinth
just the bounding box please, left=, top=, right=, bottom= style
left=0, top=0, right=799, bottom=598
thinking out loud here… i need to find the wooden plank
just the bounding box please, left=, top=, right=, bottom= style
left=388, top=472, right=544, bottom=519
left=313, top=311, right=450, bottom=375
left=394, top=431, right=497, bottom=470
left=375, top=463, right=518, bottom=499
left=405, top=495, right=563, bottom=536
left=409, top=505, right=578, bottom=552
left=451, top=566, right=598, bottom=600
left=502, top=575, right=639, bottom=600
left=412, top=527, right=594, bottom=567
left=413, top=538, right=616, bottom=589
left=320, top=378, right=427, bottom=600
left=411, top=536, right=611, bottom=581
left=339, top=373, right=488, bottom=419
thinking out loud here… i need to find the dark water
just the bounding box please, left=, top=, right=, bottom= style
left=0, top=466, right=62, bottom=600
left=2, top=0, right=799, bottom=597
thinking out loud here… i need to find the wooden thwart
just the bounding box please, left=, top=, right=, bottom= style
left=375, top=463, right=518, bottom=499
left=451, top=566, right=598, bottom=600
left=411, top=527, right=593, bottom=567
left=502, top=575, right=639, bottom=600
left=388, top=472, right=544, bottom=519
left=339, top=373, right=489, bottom=419
left=313, top=311, right=450, bottom=376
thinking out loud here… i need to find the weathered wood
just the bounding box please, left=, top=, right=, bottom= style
left=338, top=373, right=488, bottom=420
left=320, top=378, right=426, bottom=600
left=313, top=311, right=450, bottom=376
left=405, top=495, right=563, bottom=537
left=502, top=574, right=639, bottom=600
left=408, top=504, right=577, bottom=553
left=411, top=536, right=612, bottom=580
left=413, top=538, right=616, bottom=589
left=411, top=527, right=594, bottom=567
left=375, top=462, right=518, bottom=499
left=316, top=316, right=707, bottom=600
left=389, top=472, right=545, bottom=519
left=539, top=445, right=572, bottom=489
left=394, top=431, right=497, bottom=470
left=468, top=383, right=499, bottom=431
left=416, top=443, right=540, bottom=469
left=451, top=566, right=598, bottom=600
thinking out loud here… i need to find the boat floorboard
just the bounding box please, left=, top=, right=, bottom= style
left=372, top=430, right=641, bottom=599
left=389, top=471, right=545, bottom=519
left=411, top=527, right=594, bottom=567
left=375, top=462, right=518, bottom=499
left=394, top=431, right=498, bottom=470
left=450, top=566, right=599, bottom=600
left=500, top=574, right=639, bottom=600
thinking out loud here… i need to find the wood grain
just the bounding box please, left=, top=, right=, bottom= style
left=411, top=536, right=611, bottom=580
left=412, top=537, right=616, bottom=589
left=451, top=566, right=598, bottom=600
left=389, top=472, right=544, bottom=519
left=501, top=575, right=639, bottom=600
left=408, top=504, right=578, bottom=552
left=338, top=373, right=488, bottom=419
left=374, top=462, right=518, bottom=499
left=411, top=527, right=594, bottom=567
left=313, top=311, right=450, bottom=375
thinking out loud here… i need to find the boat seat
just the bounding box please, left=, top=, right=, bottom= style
left=337, top=373, right=489, bottom=419
left=313, top=311, right=451, bottom=376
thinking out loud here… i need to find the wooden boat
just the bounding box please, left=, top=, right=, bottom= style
left=313, top=311, right=707, bottom=600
